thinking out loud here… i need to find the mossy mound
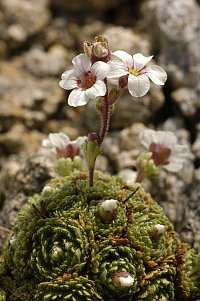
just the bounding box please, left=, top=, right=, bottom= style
left=0, top=171, right=199, bottom=300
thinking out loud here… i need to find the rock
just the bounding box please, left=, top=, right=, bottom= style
left=192, top=123, right=200, bottom=158
left=0, top=154, right=55, bottom=250
left=7, top=24, right=27, bottom=43
left=117, top=168, right=137, bottom=184
left=103, top=26, right=151, bottom=55
left=24, top=47, right=66, bottom=77
left=179, top=176, right=200, bottom=251
left=0, top=124, right=44, bottom=156
left=171, top=87, right=200, bottom=117
left=142, top=0, right=200, bottom=88
left=1, top=0, right=50, bottom=47
left=50, top=0, right=125, bottom=12
left=102, top=123, right=146, bottom=172
left=82, top=85, right=165, bottom=130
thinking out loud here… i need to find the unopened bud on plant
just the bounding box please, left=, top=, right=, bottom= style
left=149, top=224, right=165, bottom=239
left=84, top=35, right=111, bottom=63
left=51, top=246, right=64, bottom=262
left=99, top=199, right=118, bottom=220
left=54, top=157, right=73, bottom=177
left=96, top=97, right=104, bottom=113
left=82, top=133, right=100, bottom=170
left=42, top=185, right=53, bottom=194
left=108, top=88, right=120, bottom=105
left=136, top=152, right=159, bottom=182
left=114, top=272, right=134, bottom=287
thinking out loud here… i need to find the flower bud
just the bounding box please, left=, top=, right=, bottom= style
left=99, top=199, right=118, bottom=220
left=149, top=224, right=166, bottom=239
left=84, top=35, right=111, bottom=63
left=108, top=88, right=120, bottom=105
left=114, top=272, right=134, bottom=287
left=82, top=134, right=100, bottom=170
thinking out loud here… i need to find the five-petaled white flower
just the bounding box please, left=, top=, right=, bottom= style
left=59, top=53, right=110, bottom=107
left=108, top=51, right=167, bottom=97
left=42, top=132, right=86, bottom=159
left=139, top=129, right=190, bottom=172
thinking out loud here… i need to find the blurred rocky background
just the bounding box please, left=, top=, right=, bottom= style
left=0, top=0, right=200, bottom=254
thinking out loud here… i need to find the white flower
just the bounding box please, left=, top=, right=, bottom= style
left=139, top=129, right=190, bottom=172
left=42, top=132, right=86, bottom=159
left=108, top=51, right=167, bottom=97
left=59, top=53, right=110, bottom=107
left=100, top=199, right=118, bottom=213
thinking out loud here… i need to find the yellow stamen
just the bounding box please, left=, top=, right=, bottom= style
left=128, top=68, right=139, bottom=76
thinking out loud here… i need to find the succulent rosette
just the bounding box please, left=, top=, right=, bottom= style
left=89, top=240, right=145, bottom=300
left=83, top=199, right=127, bottom=238
left=177, top=245, right=200, bottom=299
left=41, top=182, right=87, bottom=220
left=35, top=276, right=103, bottom=301
left=125, top=188, right=176, bottom=265
left=30, top=217, right=90, bottom=280
left=137, top=261, right=176, bottom=300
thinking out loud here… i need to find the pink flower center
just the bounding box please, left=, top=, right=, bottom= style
left=77, top=71, right=96, bottom=89
left=56, top=144, right=80, bottom=159
left=149, top=143, right=171, bottom=166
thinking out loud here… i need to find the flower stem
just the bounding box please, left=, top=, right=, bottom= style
left=88, top=82, right=112, bottom=187
left=135, top=170, right=145, bottom=183
left=99, top=87, right=110, bottom=146
left=89, top=166, right=94, bottom=187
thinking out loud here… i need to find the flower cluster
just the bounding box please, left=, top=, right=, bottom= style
left=42, top=36, right=190, bottom=185
left=59, top=36, right=167, bottom=107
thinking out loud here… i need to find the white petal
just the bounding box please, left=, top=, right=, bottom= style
left=72, top=53, right=91, bottom=73
left=49, top=133, right=70, bottom=149
left=59, top=69, right=77, bottom=90
left=42, top=138, right=53, bottom=148
left=85, top=80, right=106, bottom=99
left=171, top=144, right=190, bottom=158
left=163, top=161, right=184, bottom=172
left=128, top=74, right=150, bottom=97
left=107, top=60, right=128, bottom=78
left=91, top=61, right=110, bottom=80
left=74, top=136, right=87, bottom=147
left=113, top=50, right=133, bottom=68
left=139, top=129, right=158, bottom=148
left=68, top=89, right=89, bottom=107
left=156, top=131, right=177, bottom=146
left=145, top=65, right=167, bottom=85
left=133, top=53, right=153, bottom=71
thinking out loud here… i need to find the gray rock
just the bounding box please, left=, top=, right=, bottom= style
left=24, top=46, right=66, bottom=77
left=0, top=154, right=55, bottom=250
left=1, top=0, right=50, bottom=46
left=82, top=85, right=165, bottom=131
left=142, top=0, right=200, bottom=88
left=171, top=87, right=200, bottom=117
